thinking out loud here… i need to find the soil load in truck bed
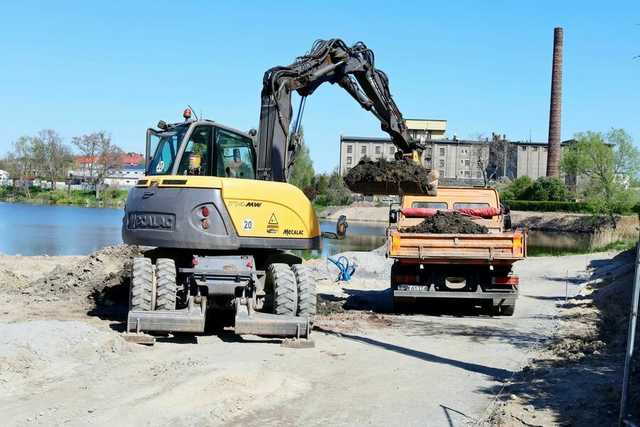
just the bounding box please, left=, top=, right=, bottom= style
left=400, top=211, right=489, bottom=234
left=344, top=159, right=437, bottom=195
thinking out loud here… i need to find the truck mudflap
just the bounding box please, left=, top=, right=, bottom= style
left=393, top=285, right=518, bottom=305
left=126, top=295, right=311, bottom=339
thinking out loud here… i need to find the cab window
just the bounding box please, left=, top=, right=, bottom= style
left=178, top=126, right=212, bottom=176
left=412, top=202, right=448, bottom=210
left=215, top=129, right=255, bottom=179
left=453, top=202, right=490, bottom=209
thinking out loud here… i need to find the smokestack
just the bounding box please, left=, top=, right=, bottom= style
left=546, top=27, right=563, bottom=177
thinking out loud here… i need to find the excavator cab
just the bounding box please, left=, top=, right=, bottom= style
left=145, top=121, right=256, bottom=179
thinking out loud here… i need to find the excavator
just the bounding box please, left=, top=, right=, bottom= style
left=122, top=39, right=436, bottom=342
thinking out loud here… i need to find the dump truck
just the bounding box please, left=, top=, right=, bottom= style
left=387, top=187, right=526, bottom=315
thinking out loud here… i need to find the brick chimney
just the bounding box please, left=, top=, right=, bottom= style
left=546, top=27, right=563, bottom=177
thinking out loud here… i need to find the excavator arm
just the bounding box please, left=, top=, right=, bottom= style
left=257, top=39, right=422, bottom=181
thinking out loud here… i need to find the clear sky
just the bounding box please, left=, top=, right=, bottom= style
left=1, top=1, right=638, bottom=173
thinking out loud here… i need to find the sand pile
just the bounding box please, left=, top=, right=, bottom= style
left=30, top=245, right=141, bottom=300
left=401, top=211, right=488, bottom=234
left=344, top=159, right=437, bottom=195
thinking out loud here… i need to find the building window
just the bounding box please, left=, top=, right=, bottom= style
left=346, top=144, right=353, bottom=154
left=532, top=147, right=538, bottom=151
left=439, top=147, right=445, bottom=156
left=375, top=145, right=381, bottom=155
left=361, top=145, right=367, bottom=155
left=460, top=159, right=464, bottom=165
left=477, top=171, right=482, bottom=178
left=465, top=170, right=471, bottom=177
left=521, top=147, right=526, bottom=151
left=346, top=156, right=352, bottom=165
left=439, top=159, right=445, bottom=168
left=465, top=159, right=470, bottom=166
left=388, top=146, right=395, bottom=154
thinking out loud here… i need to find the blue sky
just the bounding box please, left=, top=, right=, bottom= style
left=1, top=1, right=638, bottom=173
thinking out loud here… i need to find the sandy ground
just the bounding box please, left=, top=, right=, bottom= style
left=0, top=246, right=631, bottom=426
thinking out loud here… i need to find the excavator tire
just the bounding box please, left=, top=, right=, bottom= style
left=292, top=264, right=316, bottom=321
left=130, top=257, right=154, bottom=311
left=267, top=263, right=297, bottom=316
left=155, top=258, right=177, bottom=311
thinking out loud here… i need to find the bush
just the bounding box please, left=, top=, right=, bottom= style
left=503, top=199, right=638, bottom=214
left=503, top=200, right=590, bottom=213
left=499, top=176, right=570, bottom=202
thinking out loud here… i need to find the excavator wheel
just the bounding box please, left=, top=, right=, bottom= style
left=291, top=264, right=316, bottom=322
left=267, top=263, right=297, bottom=316
left=155, top=258, right=177, bottom=311
left=130, top=257, right=154, bottom=311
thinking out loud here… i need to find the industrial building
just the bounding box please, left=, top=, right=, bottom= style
left=339, top=129, right=575, bottom=183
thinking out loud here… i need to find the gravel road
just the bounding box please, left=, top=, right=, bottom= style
left=0, top=250, right=613, bottom=426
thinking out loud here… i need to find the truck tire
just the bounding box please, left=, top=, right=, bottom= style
left=501, top=303, right=516, bottom=316
left=267, top=263, right=297, bottom=316
left=292, top=264, right=316, bottom=321
left=130, top=257, right=154, bottom=311
left=155, top=258, right=177, bottom=311
left=492, top=302, right=516, bottom=316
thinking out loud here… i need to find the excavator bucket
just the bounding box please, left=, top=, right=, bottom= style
left=344, top=159, right=439, bottom=196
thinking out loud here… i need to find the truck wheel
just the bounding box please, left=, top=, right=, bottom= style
left=155, top=258, right=177, bottom=311
left=492, top=302, right=516, bottom=316
left=130, top=257, right=154, bottom=311
left=292, top=264, right=316, bottom=321
left=501, top=303, right=516, bottom=316
left=267, top=263, right=297, bottom=316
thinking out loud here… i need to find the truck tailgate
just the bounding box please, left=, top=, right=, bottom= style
left=389, top=230, right=526, bottom=262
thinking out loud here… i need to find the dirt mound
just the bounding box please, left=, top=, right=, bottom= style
left=0, top=269, right=28, bottom=293
left=344, top=158, right=437, bottom=195
left=30, top=245, right=142, bottom=300
left=401, top=211, right=488, bottom=234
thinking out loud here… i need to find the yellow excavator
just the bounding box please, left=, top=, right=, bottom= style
left=122, top=39, right=435, bottom=340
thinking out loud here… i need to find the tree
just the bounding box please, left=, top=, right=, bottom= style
left=561, top=129, right=640, bottom=219
left=34, top=130, right=73, bottom=190
left=92, top=132, right=123, bottom=199
left=72, top=132, right=100, bottom=179
left=288, top=127, right=315, bottom=191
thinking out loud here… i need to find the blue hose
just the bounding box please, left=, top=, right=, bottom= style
left=327, top=256, right=356, bottom=281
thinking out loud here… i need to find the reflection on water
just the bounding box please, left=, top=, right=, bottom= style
left=0, top=202, right=124, bottom=255
left=0, top=202, right=388, bottom=257
left=315, top=220, right=387, bottom=258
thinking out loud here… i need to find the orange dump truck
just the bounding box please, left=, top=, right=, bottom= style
left=387, top=187, right=526, bottom=315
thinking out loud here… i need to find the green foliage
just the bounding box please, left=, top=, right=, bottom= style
left=313, top=169, right=352, bottom=206
left=503, top=200, right=592, bottom=213
left=0, top=186, right=128, bottom=208
left=561, top=129, right=640, bottom=217
left=521, top=177, right=569, bottom=201
left=499, top=176, right=569, bottom=202
left=288, top=129, right=315, bottom=191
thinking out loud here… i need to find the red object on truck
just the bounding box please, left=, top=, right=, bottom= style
left=401, top=207, right=502, bottom=219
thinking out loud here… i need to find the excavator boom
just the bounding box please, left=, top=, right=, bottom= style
left=257, top=39, right=420, bottom=181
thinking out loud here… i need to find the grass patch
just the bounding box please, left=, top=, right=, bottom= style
left=0, top=186, right=128, bottom=208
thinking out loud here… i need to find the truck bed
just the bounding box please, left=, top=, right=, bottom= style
left=388, top=229, right=526, bottom=264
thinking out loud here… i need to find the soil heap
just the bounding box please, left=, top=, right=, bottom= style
left=401, top=211, right=488, bottom=234
left=31, top=245, right=142, bottom=300
left=344, top=159, right=437, bottom=195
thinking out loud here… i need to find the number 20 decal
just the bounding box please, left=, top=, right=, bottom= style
left=243, top=219, right=253, bottom=230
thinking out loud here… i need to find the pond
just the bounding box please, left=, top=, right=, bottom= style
left=0, top=202, right=386, bottom=257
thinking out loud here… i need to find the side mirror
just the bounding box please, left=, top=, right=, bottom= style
left=389, top=209, right=399, bottom=224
